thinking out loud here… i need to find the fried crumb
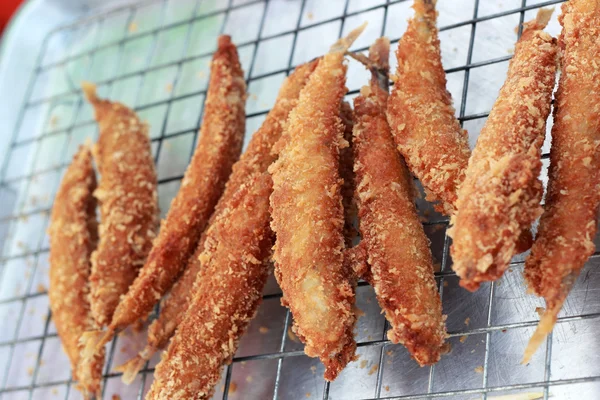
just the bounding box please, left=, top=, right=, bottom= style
left=307, top=11, right=314, bottom=20
left=353, top=305, right=365, bottom=317
left=443, top=280, right=449, bottom=287
left=386, top=350, right=394, bottom=357
left=287, top=326, right=299, bottom=342
left=27, top=367, right=34, bottom=376
left=535, top=307, right=545, bottom=317
left=246, top=375, right=253, bottom=383
left=132, top=319, right=144, bottom=333
left=112, top=395, right=121, bottom=400
left=165, top=83, right=173, bottom=93
left=229, top=382, right=237, bottom=394
left=259, top=326, right=269, bottom=334
left=39, top=359, right=45, bottom=366
left=359, top=359, right=367, bottom=369
left=128, top=22, right=138, bottom=33
left=459, top=335, right=467, bottom=343
left=385, top=386, right=390, bottom=391
left=196, top=71, right=206, bottom=79
left=37, top=284, right=47, bottom=293
left=305, top=393, right=311, bottom=398
left=368, top=364, right=379, bottom=376
left=250, top=93, right=258, bottom=101
left=52, top=388, right=58, bottom=395
left=49, top=115, right=59, bottom=128
left=310, top=365, right=317, bottom=374
left=464, top=317, right=471, bottom=326
left=441, top=342, right=452, bottom=355
left=474, top=365, right=484, bottom=374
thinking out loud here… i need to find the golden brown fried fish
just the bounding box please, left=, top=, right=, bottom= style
left=523, top=0, right=600, bottom=363
left=269, top=24, right=366, bottom=380
left=353, top=37, right=446, bottom=366
left=48, top=145, right=104, bottom=399
left=449, top=9, right=557, bottom=291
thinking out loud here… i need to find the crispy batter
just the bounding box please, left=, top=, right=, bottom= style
left=353, top=38, right=446, bottom=366
left=339, top=101, right=358, bottom=246
left=117, top=60, right=319, bottom=383
left=523, top=1, right=600, bottom=363
left=146, top=173, right=273, bottom=400
left=81, top=82, right=159, bottom=328
left=100, top=35, right=245, bottom=345
left=449, top=9, right=557, bottom=292
left=48, top=145, right=104, bottom=399
left=386, top=0, right=470, bottom=215
left=269, top=24, right=366, bottom=380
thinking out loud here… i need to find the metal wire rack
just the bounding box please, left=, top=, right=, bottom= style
left=0, top=0, right=599, bottom=399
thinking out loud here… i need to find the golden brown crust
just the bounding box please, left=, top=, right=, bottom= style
left=82, top=82, right=159, bottom=328
left=108, top=35, right=246, bottom=336
left=353, top=38, right=446, bottom=366
left=449, top=10, right=558, bottom=292
left=523, top=0, right=600, bottom=362
left=146, top=173, right=273, bottom=400
left=386, top=0, right=470, bottom=215
left=268, top=25, right=366, bottom=380
left=118, top=61, right=319, bottom=382
left=48, top=145, right=104, bottom=399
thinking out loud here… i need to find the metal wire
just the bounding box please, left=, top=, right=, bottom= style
left=0, top=0, right=598, bottom=399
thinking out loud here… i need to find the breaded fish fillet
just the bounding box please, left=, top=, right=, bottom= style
left=146, top=173, right=273, bottom=399
left=449, top=9, right=558, bottom=291
left=523, top=0, right=600, bottom=363
left=269, top=24, right=366, bottom=380
left=82, top=83, right=158, bottom=328
left=48, top=145, right=104, bottom=399
left=353, top=38, right=446, bottom=366
left=386, top=0, right=470, bottom=215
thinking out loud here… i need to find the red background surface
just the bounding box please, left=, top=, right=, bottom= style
left=0, top=0, right=24, bottom=34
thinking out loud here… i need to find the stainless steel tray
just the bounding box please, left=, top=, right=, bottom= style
left=0, top=0, right=598, bottom=399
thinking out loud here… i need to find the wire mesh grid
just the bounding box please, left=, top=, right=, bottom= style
left=0, top=0, right=599, bottom=399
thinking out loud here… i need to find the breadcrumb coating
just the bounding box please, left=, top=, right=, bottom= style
left=449, top=9, right=558, bottom=291
left=82, top=82, right=159, bottom=328
left=353, top=38, right=446, bottom=366
left=104, top=35, right=245, bottom=344
left=523, top=0, right=600, bottom=363
left=118, top=60, right=318, bottom=383
left=48, top=145, right=104, bottom=399
left=386, top=0, right=470, bottom=215
left=146, top=173, right=273, bottom=400
left=269, top=24, right=366, bottom=380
